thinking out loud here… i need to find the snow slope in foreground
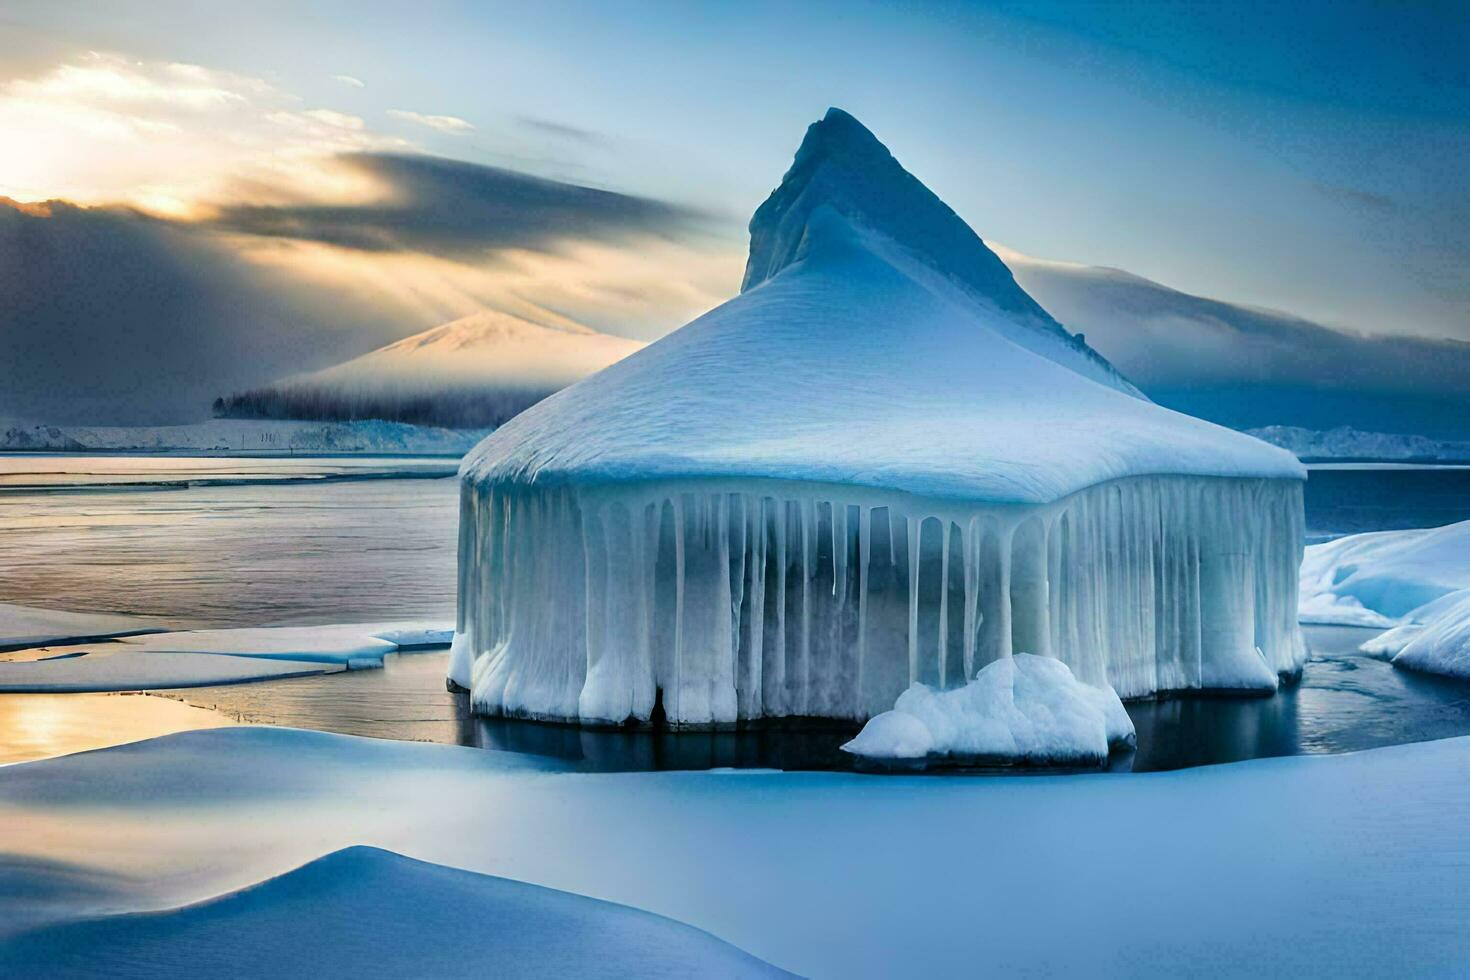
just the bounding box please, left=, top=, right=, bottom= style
left=0, top=846, right=787, bottom=980
left=3, top=727, right=1470, bottom=977
left=0, top=622, right=450, bottom=692
left=1301, top=521, right=1470, bottom=679
left=0, top=418, right=489, bottom=455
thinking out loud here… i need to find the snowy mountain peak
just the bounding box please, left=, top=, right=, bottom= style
left=372, top=310, right=601, bottom=359
left=743, top=108, right=1043, bottom=318
left=742, top=108, right=1139, bottom=394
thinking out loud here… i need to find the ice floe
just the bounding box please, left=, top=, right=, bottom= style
left=0, top=622, right=451, bottom=692
left=0, top=603, right=165, bottom=652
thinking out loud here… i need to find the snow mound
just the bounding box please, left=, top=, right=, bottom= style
left=0, top=846, right=790, bottom=980
left=842, top=653, right=1134, bottom=766
left=1300, top=522, right=1470, bottom=626
left=453, top=109, right=1306, bottom=727
left=0, top=622, right=451, bottom=692
left=0, top=604, right=165, bottom=652
left=1391, top=593, right=1470, bottom=680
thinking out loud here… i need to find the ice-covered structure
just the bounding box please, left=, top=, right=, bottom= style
left=450, top=108, right=1307, bottom=727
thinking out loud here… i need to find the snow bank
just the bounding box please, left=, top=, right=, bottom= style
left=1300, top=522, right=1470, bottom=626
left=453, top=109, right=1306, bottom=725
left=841, top=653, right=1134, bottom=766
left=1300, top=521, right=1470, bottom=681
left=0, top=622, right=451, bottom=692
left=0, top=603, right=165, bottom=652
left=0, top=846, right=788, bottom=980
left=0, top=418, right=488, bottom=455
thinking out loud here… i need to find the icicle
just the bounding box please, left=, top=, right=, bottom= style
left=774, top=504, right=788, bottom=707
left=672, top=494, right=686, bottom=722
left=907, top=512, right=921, bottom=686
left=459, top=476, right=1304, bottom=725
left=800, top=497, right=813, bottom=712
left=856, top=505, right=871, bottom=714
left=937, top=520, right=951, bottom=687
left=962, top=516, right=979, bottom=681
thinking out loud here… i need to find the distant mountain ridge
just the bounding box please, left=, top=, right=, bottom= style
left=215, top=310, right=645, bottom=429
left=1248, top=425, right=1470, bottom=462
left=998, top=246, right=1470, bottom=439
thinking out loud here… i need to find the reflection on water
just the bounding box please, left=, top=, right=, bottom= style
left=0, top=692, right=231, bottom=765
left=1127, top=625, right=1470, bottom=770
left=0, top=454, right=458, bottom=490
left=132, top=624, right=1470, bottom=773
left=0, top=477, right=458, bottom=627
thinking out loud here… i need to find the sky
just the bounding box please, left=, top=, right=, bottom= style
left=1, top=0, right=1467, bottom=425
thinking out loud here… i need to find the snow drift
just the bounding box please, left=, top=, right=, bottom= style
left=0, top=846, right=790, bottom=979
left=215, top=310, right=644, bottom=429
left=451, top=108, right=1307, bottom=727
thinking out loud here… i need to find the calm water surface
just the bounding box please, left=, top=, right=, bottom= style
left=0, top=461, right=458, bottom=627
left=3, top=456, right=1470, bottom=769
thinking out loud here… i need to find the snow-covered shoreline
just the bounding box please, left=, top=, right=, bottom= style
left=1300, top=521, right=1470, bottom=679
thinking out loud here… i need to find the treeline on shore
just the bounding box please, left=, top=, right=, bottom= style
left=213, top=381, right=561, bottom=430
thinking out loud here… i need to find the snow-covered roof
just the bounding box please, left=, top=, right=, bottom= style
left=463, top=109, right=1303, bottom=505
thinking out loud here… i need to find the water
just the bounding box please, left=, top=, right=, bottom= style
left=3, top=456, right=1470, bottom=769
left=1303, top=463, right=1470, bottom=542
left=0, top=461, right=458, bottom=627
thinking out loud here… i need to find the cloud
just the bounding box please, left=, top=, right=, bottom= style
left=0, top=51, right=401, bottom=215
left=999, top=246, right=1470, bottom=437
left=205, top=151, right=716, bottom=259
left=387, top=109, right=474, bottom=133
left=0, top=51, right=738, bottom=425
left=1314, top=181, right=1398, bottom=213
left=517, top=116, right=604, bottom=144
left=332, top=74, right=365, bottom=88
left=0, top=198, right=419, bottom=424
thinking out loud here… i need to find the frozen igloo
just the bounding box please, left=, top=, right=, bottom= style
left=450, top=108, right=1307, bottom=728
